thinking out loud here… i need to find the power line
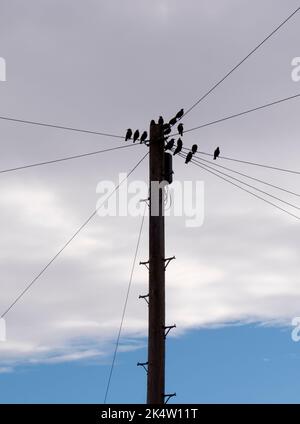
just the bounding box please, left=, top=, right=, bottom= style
left=182, top=6, right=300, bottom=119
left=0, top=115, right=124, bottom=140
left=186, top=149, right=300, bottom=175
left=182, top=93, right=300, bottom=135
left=0, top=144, right=139, bottom=174
left=188, top=155, right=300, bottom=211
left=0, top=152, right=149, bottom=319
left=184, top=153, right=300, bottom=198
left=178, top=153, right=300, bottom=220
left=104, top=203, right=147, bottom=404
left=1, top=9, right=298, bottom=144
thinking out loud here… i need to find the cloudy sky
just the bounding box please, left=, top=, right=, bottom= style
left=0, top=0, right=300, bottom=403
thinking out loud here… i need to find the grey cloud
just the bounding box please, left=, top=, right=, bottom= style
left=0, top=0, right=299, bottom=367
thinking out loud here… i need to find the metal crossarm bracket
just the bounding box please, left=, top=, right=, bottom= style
left=164, top=324, right=176, bottom=339
left=139, top=294, right=149, bottom=305
left=164, top=393, right=176, bottom=404
left=140, top=197, right=150, bottom=206
left=137, top=362, right=149, bottom=374
left=139, top=260, right=149, bottom=270
left=164, top=256, right=176, bottom=270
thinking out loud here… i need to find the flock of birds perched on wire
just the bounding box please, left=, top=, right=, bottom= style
left=125, top=108, right=220, bottom=163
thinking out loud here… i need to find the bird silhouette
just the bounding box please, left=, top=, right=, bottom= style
left=140, top=131, right=148, bottom=144
left=192, top=144, right=198, bottom=154
left=125, top=129, right=132, bottom=141
left=165, top=138, right=175, bottom=151
left=214, top=147, right=220, bottom=160
left=175, top=108, right=184, bottom=120
left=164, top=127, right=171, bottom=136
left=177, top=123, right=184, bottom=137
left=169, top=117, right=177, bottom=126
left=158, top=116, right=164, bottom=125
left=133, top=130, right=140, bottom=143
left=185, top=152, right=193, bottom=164
left=173, top=138, right=183, bottom=156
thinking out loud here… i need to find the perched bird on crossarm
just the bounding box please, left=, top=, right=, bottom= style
left=192, top=144, right=198, bottom=154
left=214, top=147, right=220, bottom=160
left=165, top=138, right=175, bottom=151
left=173, top=138, right=183, bottom=156
left=164, top=126, right=172, bottom=136
left=125, top=128, right=132, bottom=141
left=133, top=130, right=140, bottom=143
left=140, top=131, right=148, bottom=144
left=177, top=123, right=184, bottom=137
left=158, top=116, right=164, bottom=125
left=185, top=151, right=193, bottom=164
left=175, top=108, right=184, bottom=120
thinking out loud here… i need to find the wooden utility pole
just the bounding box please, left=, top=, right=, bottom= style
left=147, top=120, right=166, bottom=404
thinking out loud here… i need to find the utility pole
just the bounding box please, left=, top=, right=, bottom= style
left=147, top=120, right=166, bottom=404
left=138, top=119, right=175, bottom=403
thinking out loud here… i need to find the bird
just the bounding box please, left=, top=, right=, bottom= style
left=133, top=130, right=140, bottom=143
left=185, top=151, right=193, bottom=164
left=125, top=128, right=132, bottom=141
left=165, top=138, right=175, bottom=151
left=140, top=131, right=148, bottom=144
left=192, top=144, right=198, bottom=154
left=169, top=117, right=177, bottom=126
left=173, top=138, right=183, bottom=156
left=164, top=126, right=172, bottom=136
left=175, top=108, right=184, bottom=120
left=177, top=123, right=184, bottom=137
left=158, top=116, right=164, bottom=125
left=214, top=147, right=220, bottom=160
left=163, top=123, right=170, bottom=131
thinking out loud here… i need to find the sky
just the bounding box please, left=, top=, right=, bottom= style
left=0, top=0, right=300, bottom=404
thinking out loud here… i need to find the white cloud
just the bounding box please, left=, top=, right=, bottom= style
left=0, top=179, right=299, bottom=371
left=30, top=349, right=102, bottom=364
left=0, top=0, right=299, bottom=372
left=0, top=367, right=13, bottom=374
